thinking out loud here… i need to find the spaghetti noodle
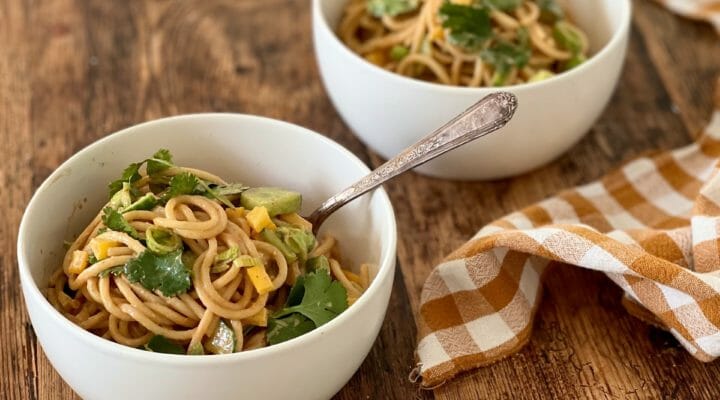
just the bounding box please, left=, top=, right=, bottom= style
left=48, top=150, right=372, bottom=354
left=339, top=0, right=590, bottom=87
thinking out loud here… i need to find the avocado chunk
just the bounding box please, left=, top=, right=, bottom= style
left=240, top=187, right=302, bottom=216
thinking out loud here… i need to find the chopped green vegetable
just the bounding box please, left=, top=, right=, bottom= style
left=109, top=182, right=133, bottom=209
left=98, top=265, right=124, bottom=278
left=267, top=313, right=316, bottom=345
left=528, top=69, right=555, bottom=82
left=240, top=187, right=302, bottom=217
left=390, top=45, right=409, bottom=61
left=272, top=269, right=348, bottom=328
left=146, top=149, right=174, bottom=176
left=484, top=0, right=522, bottom=11
left=88, top=254, right=99, bottom=265
left=124, top=249, right=191, bottom=297
left=480, top=35, right=531, bottom=86
left=367, top=0, right=418, bottom=17
left=207, top=320, right=236, bottom=354
left=145, top=335, right=184, bottom=354
left=196, top=180, right=235, bottom=209
left=236, top=255, right=261, bottom=267
left=214, top=246, right=239, bottom=267
left=121, top=193, right=158, bottom=213
left=553, top=21, right=584, bottom=54
left=276, top=226, right=316, bottom=263
left=563, top=53, right=586, bottom=71
left=537, top=0, right=564, bottom=23
left=108, top=163, right=141, bottom=198
left=101, top=207, right=140, bottom=239
left=305, top=256, right=330, bottom=273
left=260, top=229, right=297, bottom=263
left=188, top=342, right=204, bottom=355
left=439, top=3, right=492, bottom=51
left=145, top=227, right=182, bottom=254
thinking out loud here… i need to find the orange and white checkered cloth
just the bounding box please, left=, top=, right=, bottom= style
left=416, top=1, right=720, bottom=384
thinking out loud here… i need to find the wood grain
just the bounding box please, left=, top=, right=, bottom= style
left=0, top=0, right=718, bottom=399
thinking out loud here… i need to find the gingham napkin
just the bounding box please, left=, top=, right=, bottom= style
left=416, top=80, right=720, bottom=386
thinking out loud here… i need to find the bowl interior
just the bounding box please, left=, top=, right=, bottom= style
left=20, top=114, right=395, bottom=305
left=316, top=0, right=629, bottom=84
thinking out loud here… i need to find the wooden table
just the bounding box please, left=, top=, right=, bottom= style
left=2, top=1, right=719, bottom=398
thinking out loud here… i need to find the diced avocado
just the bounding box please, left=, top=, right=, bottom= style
left=528, top=69, right=555, bottom=83
left=122, top=193, right=158, bottom=213
left=563, top=53, right=587, bottom=71
left=259, top=229, right=297, bottom=263
left=553, top=21, right=583, bottom=54
left=240, top=187, right=301, bottom=217
left=206, top=320, right=236, bottom=354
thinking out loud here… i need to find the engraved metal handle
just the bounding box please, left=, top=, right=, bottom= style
left=307, top=92, right=518, bottom=233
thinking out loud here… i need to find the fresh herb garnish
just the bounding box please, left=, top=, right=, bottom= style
left=98, top=265, right=124, bottom=278
left=162, top=172, right=203, bottom=202
left=439, top=3, right=492, bottom=51
left=367, top=0, right=419, bottom=17
left=146, top=149, right=174, bottom=176
left=108, top=163, right=142, bottom=198
left=101, top=207, right=140, bottom=239
left=122, top=193, right=158, bottom=213
left=267, top=269, right=348, bottom=345
left=124, top=249, right=191, bottom=297
left=208, top=183, right=249, bottom=198
left=480, top=29, right=531, bottom=86
left=145, top=335, right=185, bottom=354
left=536, top=0, right=564, bottom=23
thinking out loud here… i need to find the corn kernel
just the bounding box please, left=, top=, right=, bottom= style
left=89, top=239, right=120, bottom=260
left=245, top=206, right=276, bottom=232
left=364, top=50, right=387, bottom=66
left=242, top=308, right=268, bottom=327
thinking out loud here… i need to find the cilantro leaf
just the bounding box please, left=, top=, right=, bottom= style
left=273, top=269, right=348, bottom=327
left=145, top=335, right=184, bottom=354
left=108, top=163, right=141, bottom=198
left=537, top=0, right=564, bottom=22
left=439, top=3, right=492, bottom=51
left=209, top=183, right=249, bottom=197
left=161, top=172, right=203, bottom=202
left=124, top=249, right=191, bottom=297
left=146, top=149, right=174, bottom=176
left=267, top=313, right=316, bottom=345
left=121, top=193, right=159, bottom=213
left=484, top=0, right=522, bottom=11
left=102, top=207, right=140, bottom=239
left=480, top=32, right=531, bottom=86
left=98, top=265, right=124, bottom=278
left=367, top=0, right=419, bottom=17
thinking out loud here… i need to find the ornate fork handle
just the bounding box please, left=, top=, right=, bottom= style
left=308, top=92, right=518, bottom=233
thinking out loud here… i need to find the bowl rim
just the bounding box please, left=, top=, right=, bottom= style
left=17, top=112, right=398, bottom=365
left=312, top=0, right=632, bottom=92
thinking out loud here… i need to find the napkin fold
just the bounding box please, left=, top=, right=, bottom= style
left=416, top=80, right=720, bottom=387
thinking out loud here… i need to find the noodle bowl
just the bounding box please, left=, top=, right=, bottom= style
left=338, top=0, right=590, bottom=87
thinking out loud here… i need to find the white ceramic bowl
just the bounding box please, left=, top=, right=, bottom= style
left=18, top=114, right=397, bottom=400
left=313, top=0, right=631, bottom=180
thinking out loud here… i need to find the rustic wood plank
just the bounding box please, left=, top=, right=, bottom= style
left=2, top=0, right=718, bottom=399
left=366, top=4, right=720, bottom=399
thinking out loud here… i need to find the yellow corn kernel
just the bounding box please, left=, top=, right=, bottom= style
left=68, top=250, right=89, bottom=274
left=89, top=239, right=120, bottom=260
left=247, top=265, right=274, bottom=295
left=279, top=212, right=313, bottom=231
left=242, top=308, right=268, bottom=327
left=364, top=50, right=387, bottom=66
left=246, top=206, right=276, bottom=233
left=226, top=207, right=246, bottom=219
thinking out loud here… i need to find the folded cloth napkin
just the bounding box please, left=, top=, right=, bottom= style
left=654, top=0, right=720, bottom=32
left=416, top=88, right=720, bottom=387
